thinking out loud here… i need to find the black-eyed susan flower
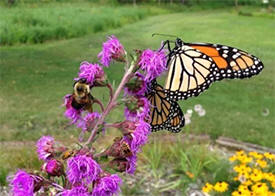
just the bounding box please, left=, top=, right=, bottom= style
left=251, top=182, right=269, bottom=195
left=249, top=151, right=263, bottom=160
left=202, top=183, right=213, bottom=193
left=263, top=172, right=274, bottom=182
left=232, top=190, right=245, bottom=196
left=250, top=171, right=263, bottom=182
left=264, top=152, right=275, bottom=161
left=229, top=155, right=237, bottom=162
left=256, top=159, right=267, bottom=168
left=234, top=164, right=251, bottom=173
left=239, top=155, right=253, bottom=164
left=242, top=180, right=253, bottom=186
left=237, top=171, right=250, bottom=183
left=213, top=181, right=228, bottom=192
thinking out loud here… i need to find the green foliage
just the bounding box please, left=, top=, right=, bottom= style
left=0, top=144, right=41, bottom=186
left=0, top=4, right=169, bottom=45
left=0, top=168, right=9, bottom=186
left=142, top=138, right=167, bottom=178
left=139, top=138, right=232, bottom=194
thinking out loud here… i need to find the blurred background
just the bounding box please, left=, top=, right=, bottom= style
left=0, top=0, right=274, bottom=194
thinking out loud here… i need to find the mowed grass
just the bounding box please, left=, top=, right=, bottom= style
left=0, top=3, right=169, bottom=45
left=0, top=9, right=274, bottom=148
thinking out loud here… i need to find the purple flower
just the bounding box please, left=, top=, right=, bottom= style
left=138, top=49, right=167, bottom=82
left=61, top=186, right=89, bottom=196
left=130, top=120, right=151, bottom=153
left=77, top=112, right=100, bottom=131
left=92, top=174, right=122, bottom=196
left=44, top=159, right=63, bottom=177
left=98, top=35, right=125, bottom=67
left=124, top=97, right=150, bottom=121
left=36, top=136, right=55, bottom=161
left=9, top=170, right=35, bottom=196
left=124, top=72, right=146, bottom=96
left=63, top=94, right=82, bottom=124
left=66, top=155, right=101, bottom=185
left=126, top=155, right=137, bottom=174
left=75, top=62, right=104, bottom=85
left=121, top=120, right=150, bottom=174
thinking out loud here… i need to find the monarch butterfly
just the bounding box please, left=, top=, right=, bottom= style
left=146, top=38, right=264, bottom=132
left=162, top=38, right=264, bottom=101
left=146, top=79, right=185, bottom=133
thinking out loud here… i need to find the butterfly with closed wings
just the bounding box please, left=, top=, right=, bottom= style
left=146, top=38, right=264, bottom=132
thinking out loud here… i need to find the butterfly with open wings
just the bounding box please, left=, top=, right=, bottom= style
left=146, top=38, right=264, bottom=133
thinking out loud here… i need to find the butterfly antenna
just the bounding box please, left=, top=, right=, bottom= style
left=152, top=33, right=178, bottom=38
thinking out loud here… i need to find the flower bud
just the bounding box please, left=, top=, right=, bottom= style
left=109, top=158, right=128, bottom=172
left=106, top=137, right=133, bottom=158
left=124, top=97, right=150, bottom=121
left=125, top=73, right=146, bottom=96
left=43, top=159, right=63, bottom=177
left=120, top=120, right=136, bottom=135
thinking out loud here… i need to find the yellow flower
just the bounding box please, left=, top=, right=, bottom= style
left=238, top=185, right=251, bottom=195
left=236, top=150, right=245, bottom=156
left=251, top=182, right=269, bottom=195
left=202, top=183, right=213, bottom=193
left=236, top=171, right=250, bottom=183
left=213, top=181, right=228, bottom=192
left=263, top=172, right=275, bottom=182
left=250, top=172, right=263, bottom=182
left=234, top=152, right=253, bottom=164
left=229, top=155, right=237, bottom=162
left=272, top=181, right=275, bottom=189
left=242, top=180, right=252, bottom=186
left=240, top=156, right=253, bottom=164
left=268, top=192, right=275, bottom=196
left=263, top=152, right=275, bottom=161
left=256, top=159, right=267, bottom=168
left=232, top=190, right=251, bottom=196
left=232, top=191, right=243, bottom=196
left=249, top=151, right=263, bottom=160
left=234, top=164, right=252, bottom=173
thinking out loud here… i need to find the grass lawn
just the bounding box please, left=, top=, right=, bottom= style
left=0, top=8, right=274, bottom=147
left=0, top=2, right=171, bottom=45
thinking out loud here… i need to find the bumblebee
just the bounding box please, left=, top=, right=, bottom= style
left=72, top=78, right=93, bottom=112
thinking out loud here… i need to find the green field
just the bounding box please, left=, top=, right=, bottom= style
left=0, top=3, right=170, bottom=45
left=1, top=8, right=274, bottom=146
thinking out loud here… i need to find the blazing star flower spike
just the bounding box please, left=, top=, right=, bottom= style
left=36, top=136, right=55, bottom=161
left=129, top=120, right=151, bottom=153
left=9, top=170, right=35, bottom=196
left=122, top=120, right=151, bottom=174
left=92, top=174, right=122, bottom=196
left=138, top=49, right=167, bottom=82
left=126, top=154, right=137, bottom=175
left=75, top=62, right=105, bottom=85
left=66, top=154, right=101, bottom=185
left=98, top=35, right=125, bottom=67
